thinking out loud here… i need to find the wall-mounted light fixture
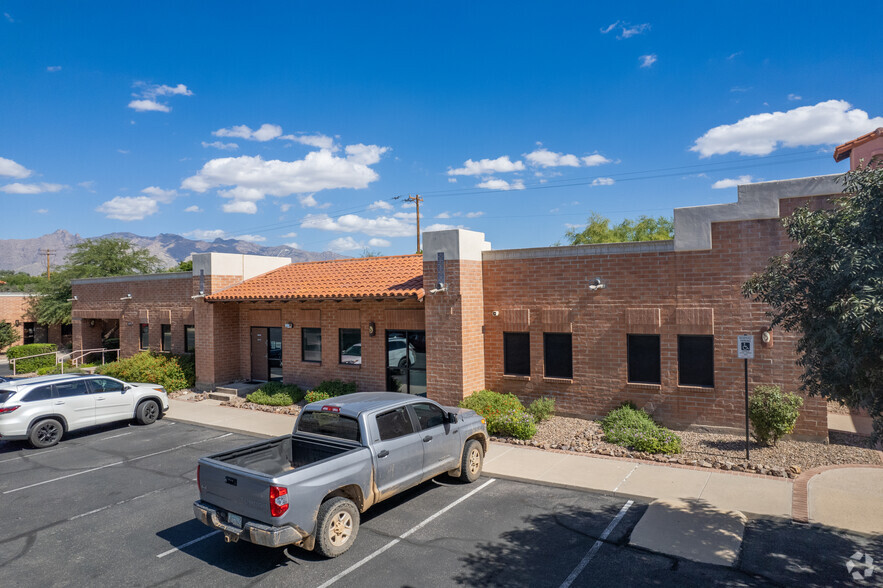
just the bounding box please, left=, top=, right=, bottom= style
left=368, top=322, right=376, bottom=337
left=284, top=322, right=294, bottom=329
left=760, top=328, right=773, bottom=348
left=120, top=293, right=132, bottom=300
left=588, top=277, right=606, bottom=291
left=491, top=311, right=500, bottom=317
left=14, top=320, right=20, bottom=327
left=89, top=319, right=96, bottom=328
left=66, top=296, right=78, bottom=302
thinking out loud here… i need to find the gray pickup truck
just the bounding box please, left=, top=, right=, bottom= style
left=193, top=392, right=488, bottom=557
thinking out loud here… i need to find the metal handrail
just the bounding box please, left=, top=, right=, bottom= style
left=9, top=351, right=58, bottom=375
left=59, top=348, right=120, bottom=372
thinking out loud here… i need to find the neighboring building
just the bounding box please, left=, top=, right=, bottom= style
left=69, top=131, right=883, bottom=441
left=0, top=292, right=69, bottom=348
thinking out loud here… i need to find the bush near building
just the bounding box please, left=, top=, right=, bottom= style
left=6, top=343, right=57, bottom=373
left=748, top=385, right=803, bottom=446
left=527, top=397, right=556, bottom=422
left=246, top=382, right=305, bottom=406
left=304, top=380, right=359, bottom=404
left=601, top=403, right=682, bottom=454
left=96, top=352, right=194, bottom=392
left=0, top=320, right=20, bottom=351
left=459, top=389, right=537, bottom=440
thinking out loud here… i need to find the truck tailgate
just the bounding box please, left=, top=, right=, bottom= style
left=198, top=459, right=274, bottom=523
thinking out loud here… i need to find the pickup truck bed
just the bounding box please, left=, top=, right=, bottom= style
left=210, top=435, right=355, bottom=477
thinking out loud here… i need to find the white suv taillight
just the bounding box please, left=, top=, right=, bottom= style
left=269, top=485, right=289, bottom=517
left=0, top=406, right=20, bottom=414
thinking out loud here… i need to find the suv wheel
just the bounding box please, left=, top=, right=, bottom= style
left=136, top=400, right=160, bottom=425
left=29, top=418, right=63, bottom=448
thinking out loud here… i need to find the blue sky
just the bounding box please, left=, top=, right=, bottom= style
left=1, top=1, right=881, bottom=256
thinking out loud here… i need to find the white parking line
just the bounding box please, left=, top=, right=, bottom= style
left=612, top=464, right=639, bottom=492
left=99, top=432, right=134, bottom=440
left=558, top=499, right=634, bottom=588
left=316, top=478, right=497, bottom=588
left=2, top=433, right=232, bottom=494
left=156, top=531, right=221, bottom=558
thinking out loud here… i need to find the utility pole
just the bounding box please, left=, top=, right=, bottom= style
left=393, top=194, right=424, bottom=253
left=38, top=249, right=56, bottom=281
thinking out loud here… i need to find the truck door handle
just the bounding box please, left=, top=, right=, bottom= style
left=423, top=435, right=432, bottom=443
left=377, top=450, right=389, bottom=458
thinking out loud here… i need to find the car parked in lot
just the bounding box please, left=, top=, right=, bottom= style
left=0, top=373, right=169, bottom=448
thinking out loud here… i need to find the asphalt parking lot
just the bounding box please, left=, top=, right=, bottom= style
left=0, top=420, right=880, bottom=587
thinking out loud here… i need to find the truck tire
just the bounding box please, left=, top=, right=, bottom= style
left=459, top=439, right=484, bottom=483
left=29, top=418, right=63, bottom=448
left=314, top=497, right=360, bottom=558
left=136, top=400, right=160, bottom=425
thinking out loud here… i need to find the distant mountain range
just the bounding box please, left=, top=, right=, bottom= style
left=0, top=230, right=343, bottom=275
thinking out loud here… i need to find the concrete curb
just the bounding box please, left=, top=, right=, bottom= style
left=792, top=463, right=883, bottom=525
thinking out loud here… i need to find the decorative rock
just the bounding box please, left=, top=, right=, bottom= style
left=699, top=461, right=712, bottom=468
left=788, top=465, right=802, bottom=475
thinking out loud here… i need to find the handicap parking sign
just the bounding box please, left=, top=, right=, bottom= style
left=737, top=335, right=754, bottom=359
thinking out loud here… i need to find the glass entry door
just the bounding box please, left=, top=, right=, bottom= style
left=268, top=327, right=282, bottom=381
left=386, top=330, right=426, bottom=396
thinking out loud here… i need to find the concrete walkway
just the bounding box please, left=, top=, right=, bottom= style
left=828, top=412, right=875, bottom=436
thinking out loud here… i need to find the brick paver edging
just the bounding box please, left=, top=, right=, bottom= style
left=791, top=463, right=883, bottom=524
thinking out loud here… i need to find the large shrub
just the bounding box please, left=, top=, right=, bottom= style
left=314, top=380, right=358, bottom=397
left=0, top=320, right=20, bottom=351
left=246, top=382, right=304, bottom=406
left=7, top=343, right=57, bottom=373
left=601, top=404, right=682, bottom=454
left=459, top=389, right=537, bottom=440
left=749, top=385, right=803, bottom=446
left=527, top=397, right=556, bottom=422
left=96, top=352, right=194, bottom=392
left=305, top=390, right=331, bottom=404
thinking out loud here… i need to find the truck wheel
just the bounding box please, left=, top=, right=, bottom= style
left=29, top=418, right=63, bottom=448
left=136, top=400, right=159, bottom=425
left=314, top=497, right=359, bottom=558
left=459, top=439, right=484, bottom=483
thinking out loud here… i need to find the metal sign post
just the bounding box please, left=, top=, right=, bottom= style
left=737, top=335, right=755, bottom=461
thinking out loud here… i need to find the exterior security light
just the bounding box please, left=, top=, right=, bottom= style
left=120, top=293, right=132, bottom=300
left=588, top=277, right=606, bottom=291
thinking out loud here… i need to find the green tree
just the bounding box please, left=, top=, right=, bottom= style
left=0, top=271, right=45, bottom=292
left=31, top=238, right=163, bottom=325
left=742, top=164, right=883, bottom=441
left=562, top=212, right=674, bottom=245
left=171, top=260, right=193, bottom=272
left=0, top=320, right=19, bottom=351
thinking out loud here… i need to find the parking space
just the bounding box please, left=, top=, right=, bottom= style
left=0, top=420, right=878, bottom=587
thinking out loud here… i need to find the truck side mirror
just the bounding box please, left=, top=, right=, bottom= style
left=446, top=412, right=458, bottom=424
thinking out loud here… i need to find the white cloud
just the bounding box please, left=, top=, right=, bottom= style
left=591, top=177, right=615, bottom=186
left=788, top=93, right=802, bottom=101
left=95, top=196, right=158, bottom=220
left=525, top=148, right=581, bottom=168
left=282, top=232, right=298, bottom=238
left=46, top=66, right=61, bottom=72
left=465, top=211, right=484, bottom=218
left=424, top=222, right=465, bottom=232
left=222, top=200, right=258, bottom=214
left=447, top=177, right=457, bottom=183
left=142, top=83, right=192, bottom=98
left=127, top=99, right=171, bottom=113
left=369, top=200, right=394, bottom=212
left=35, top=208, right=48, bottom=214
left=582, top=154, right=613, bottom=166
left=184, top=229, right=229, bottom=240
left=141, top=186, right=177, bottom=203
left=213, top=123, right=282, bottom=142
left=0, top=182, right=65, bottom=194
left=184, top=205, right=202, bottom=212
left=237, top=234, right=267, bottom=242
left=0, top=157, right=31, bottom=178
left=78, top=180, right=95, bottom=191
left=345, top=143, right=389, bottom=165
left=282, top=133, right=336, bottom=150
left=368, top=238, right=390, bottom=247
left=639, top=54, right=658, bottom=68
left=117, top=149, right=130, bottom=154
left=301, top=213, right=415, bottom=238
left=448, top=156, right=524, bottom=176
left=691, top=100, right=883, bottom=157
left=202, top=141, right=239, bottom=150
left=4, top=12, right=13, bottom=22
left=711, top=175, right=754, bottom=189
left=298, top=194, right=319, bottom=207
left=601, top=21, right=650, bottom=39
left=476, top=178, right=525, bottom=190
left=329, top=237, right=363, bottom=251
left=436, top=211, right=451, bottom=218
left=181, top=152, right=383, bottom=213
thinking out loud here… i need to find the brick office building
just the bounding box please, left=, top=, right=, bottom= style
left=71, top=128, right=883, bottom=441
left=0, top=292, right=69, bottom=349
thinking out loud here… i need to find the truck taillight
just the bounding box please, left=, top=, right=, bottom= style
left=0, top=405, right=20, bottom=414
left=196, top=465, right=201, bottom=490
left=269, top=485, right=289, bottom=517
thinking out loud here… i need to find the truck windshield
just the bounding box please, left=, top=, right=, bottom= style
left=297, top=411, right=361, bottom=443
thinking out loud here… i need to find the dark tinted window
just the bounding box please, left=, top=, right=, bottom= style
left=297, top=411, right=360, bottom=442
left=678, top=335, right=714, bottom=387
left=503, top=332, right=530, bottom=376
left=302, top=328, right=321, bottom=362
left=89, top=377, right=125, bottom=393
left=375, top=407, right=415, bottom=440
left=627, top=335, right=661, bottom=384
left=140, top=324, right=149, bottom=349
left=411, top=402, right=445, bottom=430
left=161, top=324, right=171, bottom=351
left=544, top=333, right=573, bottom=379
left=55, top=380, right=90, bottom=398
left=340, top=329, right=361, bottom=365
left=184, top=325, right=195, bottom=352
left=23, top=385, right=54, bottom=402
left=0, top=390, right=16, bottom=404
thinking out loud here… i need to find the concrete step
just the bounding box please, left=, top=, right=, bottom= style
left=215, top=382, right=264, bottom=398
left=207, top=391, right=237, bottom=402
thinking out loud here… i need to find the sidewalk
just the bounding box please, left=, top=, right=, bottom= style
left=166, top=398, right=881, bottom=535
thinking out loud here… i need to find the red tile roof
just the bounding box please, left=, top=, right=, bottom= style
left=206, top=254, right=424, bottom=301
left=834, top=127, right=883, bottom=162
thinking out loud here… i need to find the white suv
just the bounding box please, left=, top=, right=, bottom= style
left=0, top=374, right=170, bottom=448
